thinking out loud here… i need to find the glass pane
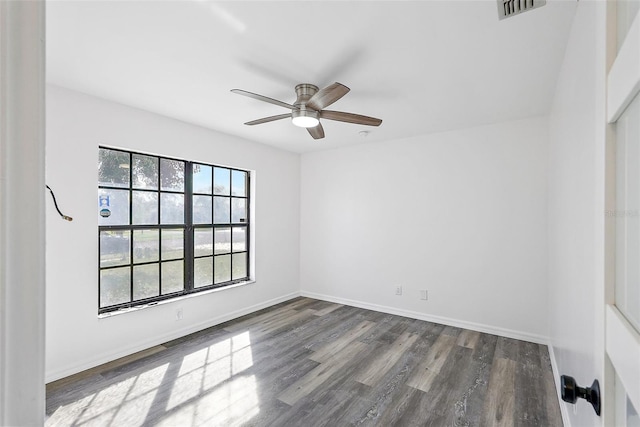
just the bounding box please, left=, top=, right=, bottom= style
left=133, top=229, right=159, bottom=263
left=161, top=193, right=184, bottom=224
left=214, top=167, right=230, bottom=195
left=215, top=227, right=231, bottom=254
left=194, top=257, right=213, bottom=288
left=616, top=371, right=640, bottom=427
left=98, top=189, right=129, bottom=226
left=98, top=148, right=130, bottom=188
left=193, top=164, right=212, bottom=194
left=232, top=253, right=247, bottom=280
left=161, top=261, right=183, bottom=294
left=193, top=195, right=212, bottom=224
left=133, top=264, right=159, bottom=300
left=231, top=170, right=247, bottom=196
left=214, top=196, right=230, bottom=224
left=628, top=396, right=640, bottom=427
left=100, top=267, right=130, bottom=308
left=214, top=254, right=231, bottom=284
left=618, top=1, right=640, bottom=53
left=616, top=92, right=640, bottom=332
left=194, top=228, right=213, bottom=257
left=231, top=198, right=247, bottom=223
left=100, top=230, right=130, bottom=268
left=132, top=191, right=158, bottom=225
left=132, top=154, right=158, bottom=190
left=232, top=227, right=246, bottom=252
left=160, top=158, right=185, bottom=192
left=162, top=229, right=184, bottom=260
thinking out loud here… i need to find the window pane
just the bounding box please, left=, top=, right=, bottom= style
left=132, top=154, right=158, bottom=190
left=215, top=227, right=231, bottom=254
left=232, top=227, right=246, bottom=253
left=231, top=198, right=247, bottom=223
left=133, top=264, right=159, bottom=300
left=214, top=197, right=230, bottom=224
left=618, top=0, right=640, bottom=53
left=214, top=167, right=230, bottom=195
left=160, top=159, right=184, bottom=192
left=194, top=228, right=213, bottom=257
left=100, top=267, right=130, bottom=308
left=214, top=255, right=231, bottom=284
left=232, top=253, right=247, bottom=280
left=231, top=170, right=247, bottom=196
left=162, top=229, right=184, bottom=260
left=133, top=229, right=159, bottom=263
left=98, top=189, right=129, bottom=226
left=98, top=148, right=129, bottom=188
left=132, top=191, right=158, bottom=225
left=616, top=92, right=640, bottom=332
left=193, top=164, right=212, bottom=194
left=194, top=257, right=213, bottom=288
left=193, top=195, right=212, bottom=224
left=161, top=193, right=184, bottom=224
left=161, top=261, right=183, bottom=294
left=100, top=230, right=130, bottom=268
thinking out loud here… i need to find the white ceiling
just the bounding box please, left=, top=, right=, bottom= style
left=46, top=0, right=577, bottom=153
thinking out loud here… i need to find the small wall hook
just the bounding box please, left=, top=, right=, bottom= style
left=560, top=375, right=601, bottom=416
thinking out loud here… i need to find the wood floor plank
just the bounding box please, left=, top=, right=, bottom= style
left=481, top=357, right=516, bottom=427
left=355, top=331, right=419, bottom=386
left=494, top=335, right=519, bottom=361
left=222, top=307, right=297, bottom=333
left=309, top=320, right=375, bottom=363
left=312, top=302, right=344, bottom=316
left=405, top=334, right=456, bottom=392
left=277, top=341, right=369, bottom=405
left=46, top=297, right=562, bottom=427
left=457, top=329, right=481, bottom=349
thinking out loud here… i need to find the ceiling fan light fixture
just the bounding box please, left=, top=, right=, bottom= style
left=291, top=109, right=319, bottom=128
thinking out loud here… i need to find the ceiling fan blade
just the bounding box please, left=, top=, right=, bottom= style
left=307, top=123, right=325, bottom=140
left=231, top=89, right=294, bottom=110
left=306, top=82, right=350, bottom=111
left=245, top=113, right=291, bottom=126
left=320, top=110, right=382, bottom=126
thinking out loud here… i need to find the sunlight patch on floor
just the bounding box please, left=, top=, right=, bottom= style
left=168, top=331, right=254, bottom=411
left=157, top=374, right=260, bottom=426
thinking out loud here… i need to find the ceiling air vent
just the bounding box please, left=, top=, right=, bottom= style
left=497, top=0, right=546, bottom=20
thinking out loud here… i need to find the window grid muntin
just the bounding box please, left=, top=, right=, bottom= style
left=98, top=147, right=250, bottom=314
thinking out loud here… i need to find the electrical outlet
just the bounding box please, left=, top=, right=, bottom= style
left=420, top=290, right=428, bottom=300
left=395, top=285, right=402, bottom=296
left=175, top=308, right=183, bottom=321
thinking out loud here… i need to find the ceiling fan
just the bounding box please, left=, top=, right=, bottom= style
left=231, top=82, right=382, bottom=140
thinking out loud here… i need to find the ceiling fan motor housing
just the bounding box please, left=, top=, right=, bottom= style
left=294, top=83, right=319, bottom=107
left=292, top=84, right=320, bottom=127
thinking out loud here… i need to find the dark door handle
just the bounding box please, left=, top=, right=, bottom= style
left=560, top=375, right=601, bottom=416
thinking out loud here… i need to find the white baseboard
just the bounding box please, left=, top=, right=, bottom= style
left=547, top=343, right=572, bottom=427
left=300, top=290, right=549, bottom=345
left=46, top=291, right=301, bottom=383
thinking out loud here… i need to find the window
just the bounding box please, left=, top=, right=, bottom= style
left=98, top=147, right=250, bottom=313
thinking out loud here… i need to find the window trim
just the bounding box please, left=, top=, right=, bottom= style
left=98, top=147, right=251, bottom=314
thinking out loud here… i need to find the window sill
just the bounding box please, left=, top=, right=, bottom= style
left=98, top=279, right=256, bottom=318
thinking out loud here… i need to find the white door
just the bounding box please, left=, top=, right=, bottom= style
left=606, top=1, right=640, bottom=425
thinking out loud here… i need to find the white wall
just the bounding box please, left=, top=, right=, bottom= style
left=0, top=2, right=46, bottom=424
left=300, top=117, right=549, bottom=342
left=45, top=85, right=300, bottom=382
left=547, top=1, right=607, bottom=426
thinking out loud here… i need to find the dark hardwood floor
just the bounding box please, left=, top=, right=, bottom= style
left=46, top=297, right=562, bottom=426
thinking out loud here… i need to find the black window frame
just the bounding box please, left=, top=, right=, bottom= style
left=98, top=147, right=251, bottom=314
